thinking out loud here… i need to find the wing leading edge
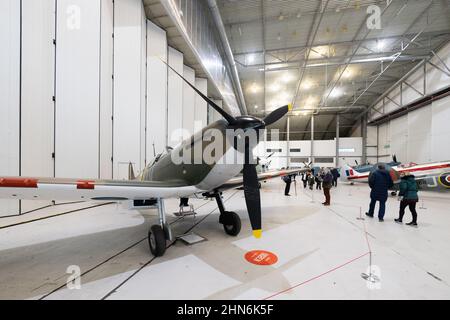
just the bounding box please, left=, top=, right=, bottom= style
left=0, top=176, right=194, bottom=201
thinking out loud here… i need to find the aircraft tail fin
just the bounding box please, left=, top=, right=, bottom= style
left=340, top=163, right=364, bottom=182
left=128, top=162, right=136, bottom=180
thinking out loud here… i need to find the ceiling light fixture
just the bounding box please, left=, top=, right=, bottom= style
left=377, top=40, right=386, bottom=51
left=250, top=83, right=259, bottom=94
left=301, top=80, right=313, bottom=90
left=329, top=87, right=343, bottom=98
left=270, top=83, right=281, bottom=92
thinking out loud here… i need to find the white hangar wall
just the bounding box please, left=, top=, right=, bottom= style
left=113, top=0, right=146, bottom=179
left=167, top=47, right=184, bottom=147
left=368, top=42, right=450, bottom=164
left=182, top=65, right=196, bottom=137
left=194, top=78, right=208, bottom=130
left=146, top=20, right=168, bottom=158
left=0, top=0, right=21, bottom=217
left=0, top=0, right=206, bottom=217
left=256, top=138, right=363, bottom=169
left=20, top=0, right=56, bottom=212
left=55, top=0, right=101, bottom=180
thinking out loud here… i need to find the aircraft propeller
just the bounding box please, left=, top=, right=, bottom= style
left=163, top=60, right=291, bottom=238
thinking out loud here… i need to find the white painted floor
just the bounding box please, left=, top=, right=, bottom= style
left=1, top=179, right=449, bottom=300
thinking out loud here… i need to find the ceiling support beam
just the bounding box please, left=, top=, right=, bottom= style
left=232, top=31, right=450, bottom=56
left=355, top=1, right=437, bottom=120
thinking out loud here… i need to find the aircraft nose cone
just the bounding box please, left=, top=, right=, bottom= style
left=232, top=116, right=265, bottom=130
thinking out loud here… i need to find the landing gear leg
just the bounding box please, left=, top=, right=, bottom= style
left=214, top=192, right=241, bottom=236
left=148, top=198, right=172, bottom=257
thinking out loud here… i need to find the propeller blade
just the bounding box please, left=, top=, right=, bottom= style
left=262, top=104, right=292, bottom=126
left=243, top=142, right=262, bottom=238
left=161, top=59, right=236, bottom=125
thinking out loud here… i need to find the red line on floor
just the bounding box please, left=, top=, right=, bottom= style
left=263, top=251, right=370, bottom=300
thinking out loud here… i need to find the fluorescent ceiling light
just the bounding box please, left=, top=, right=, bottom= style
left=301, top=80, right=313, bottom=90
left=329, top=88, right=343, bottom=98
left=281, top=73, right=293, bottom=83
left=270, top=83, right=281, bottom=92
left=377, top=40, right=386, bottom=51
left=250, top=83, right=259, bottom=94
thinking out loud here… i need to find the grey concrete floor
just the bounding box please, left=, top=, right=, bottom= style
left=0, top=179, right=449, bottom=300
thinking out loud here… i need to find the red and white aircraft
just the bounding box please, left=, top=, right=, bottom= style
left=341, top=161, right=450, bottom=191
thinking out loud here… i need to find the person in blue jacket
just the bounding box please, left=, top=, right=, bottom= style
left=366, top=164, right=394, bottom=221
left=395, top=171, right=419, bottom=226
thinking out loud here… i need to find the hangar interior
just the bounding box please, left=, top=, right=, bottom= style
left=1, top=0, right=450, bottom=300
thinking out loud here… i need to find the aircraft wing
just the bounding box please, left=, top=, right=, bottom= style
left=218, top=168, right=310, bottom=191
left=0, top=176, right=194, bottom=201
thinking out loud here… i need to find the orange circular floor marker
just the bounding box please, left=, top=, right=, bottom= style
left=245, top=250, right=278, bottom=266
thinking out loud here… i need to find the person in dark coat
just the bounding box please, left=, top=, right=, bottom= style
left=282, top=174, right=292, bottom=196
left=331, top=168, right=340, bottom=187
left=301, top=173, right=308, bottom=188
left=322, top=169, right=333, bottom=206
left=395, top=172, right=419, bottom=226
left=307, top=173, right=315, bottom=190
left=315, top=173, right=323, bottom=190
left=366, top=165, right=394, bottom=221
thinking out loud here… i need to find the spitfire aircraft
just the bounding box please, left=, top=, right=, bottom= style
left=0, top=62, right=307, bottom=257
left=341, top=161, right=450, bottom=192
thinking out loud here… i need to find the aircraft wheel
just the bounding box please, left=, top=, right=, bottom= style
left=148, top=225, right=166, bottom=257
left=222, top=212, right=241, bottom=236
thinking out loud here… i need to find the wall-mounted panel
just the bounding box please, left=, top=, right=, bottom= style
left=431, top=95, right=450, bottom=161
left=407, top=106, right=431, bottom=163
left=182, top=65, right=196, bottom=137
left=99, top=0, right=114, bottom=179
left=21, top=0, right=55, bottom=213
left=389, top=117, right=407, bottom=163
left=55, top=0, right=100, bottom=179
left=167, top=47, right=184, bottom=147
left=147, top=20, right=168, bottom=159
left=0, top=0, right=20, bottom=217
left=113, top=0, right=144, bottom=179
left=194, top=78, right=208, bottom=131
left=139, top=7, right=147, bottom=168
left=377, top=122, right=390, bottom=161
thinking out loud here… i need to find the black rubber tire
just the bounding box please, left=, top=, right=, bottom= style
left=222, top=212, right=241, bottom=236
left=148, top=225, right=166, bottom=257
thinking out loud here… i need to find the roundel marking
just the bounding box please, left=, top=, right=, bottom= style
left=438, top=173, right=450, bottom=188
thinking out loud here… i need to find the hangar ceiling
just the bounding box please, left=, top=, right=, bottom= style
left=217, top=0, right=450, bottom=139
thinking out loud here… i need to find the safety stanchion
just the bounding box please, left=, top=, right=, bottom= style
left=419, top=199, right=427, bottom=210
left=356, top=206, right=365, bottom=221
